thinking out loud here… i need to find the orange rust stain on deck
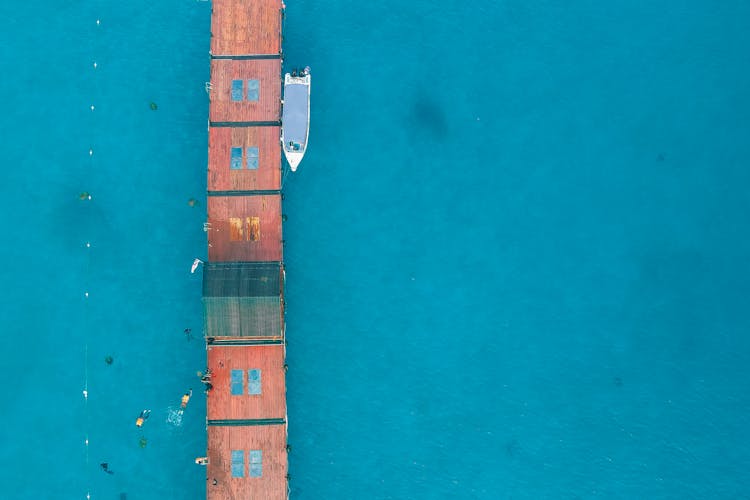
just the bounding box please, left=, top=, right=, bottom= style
left=207, top=195, right=283, bottom=262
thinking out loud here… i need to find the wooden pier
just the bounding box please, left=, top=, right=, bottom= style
left=203, top=1, right=288, bottom=499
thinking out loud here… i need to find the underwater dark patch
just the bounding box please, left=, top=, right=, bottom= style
left=410, top=96, right=448, bottom=140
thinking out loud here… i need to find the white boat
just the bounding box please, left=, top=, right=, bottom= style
left=281, top=66, right=310, bottom=172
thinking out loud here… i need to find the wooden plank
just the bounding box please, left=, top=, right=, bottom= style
left=208, top=127, right=282, bottom=192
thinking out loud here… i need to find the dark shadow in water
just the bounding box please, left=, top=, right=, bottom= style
left=505, top=438, right=520, bottom=459
left=624, top=247, right=715, bottom=357
left=410, top=96, right=448, bottom=141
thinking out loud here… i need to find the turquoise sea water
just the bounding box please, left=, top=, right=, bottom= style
left=1, top=1, right=749, bottom=498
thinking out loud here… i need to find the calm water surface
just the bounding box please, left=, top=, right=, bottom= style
left=1, top=1, right=749, bottom=499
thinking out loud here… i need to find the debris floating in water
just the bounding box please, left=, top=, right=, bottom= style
left=150, top=102, right=158, bottom=111
left=105, top=355, right=114, bottom=365
left=79, top=192, right=92, bottom=201
left=139, top=437, right=148, bottom=448
left=187, top=198, right=199, bottom=207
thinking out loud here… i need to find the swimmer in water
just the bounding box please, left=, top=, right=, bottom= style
left=135, top=409, right=151, bottom=427
left=181, top=389, right=192, bottom=409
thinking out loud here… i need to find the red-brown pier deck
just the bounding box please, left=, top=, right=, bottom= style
left=203, top=1, right=288, bottom=499
left=207, top=195, right=283, bottom=262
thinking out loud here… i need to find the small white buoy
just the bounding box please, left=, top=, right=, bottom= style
left=90, top=105, right=95, bottom=111
left=83, top=389, right=88, bottom=399
left=86, top=242, right=91, bottom=248
left=93, top=62, right=97, bottom=69
left=89, top=148, right=93, bottom=156
left=85, top=292, right=89, bottom=298
left=96, top=19, right=100, bottom=26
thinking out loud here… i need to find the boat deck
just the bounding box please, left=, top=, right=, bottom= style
left=281, top=79, right=309, bottom=148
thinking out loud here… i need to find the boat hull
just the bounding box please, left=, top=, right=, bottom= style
left=281, top=71, right=310, bottom=172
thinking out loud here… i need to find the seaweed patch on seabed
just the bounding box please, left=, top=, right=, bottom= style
left=166, top=407, right=183, bottom=427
